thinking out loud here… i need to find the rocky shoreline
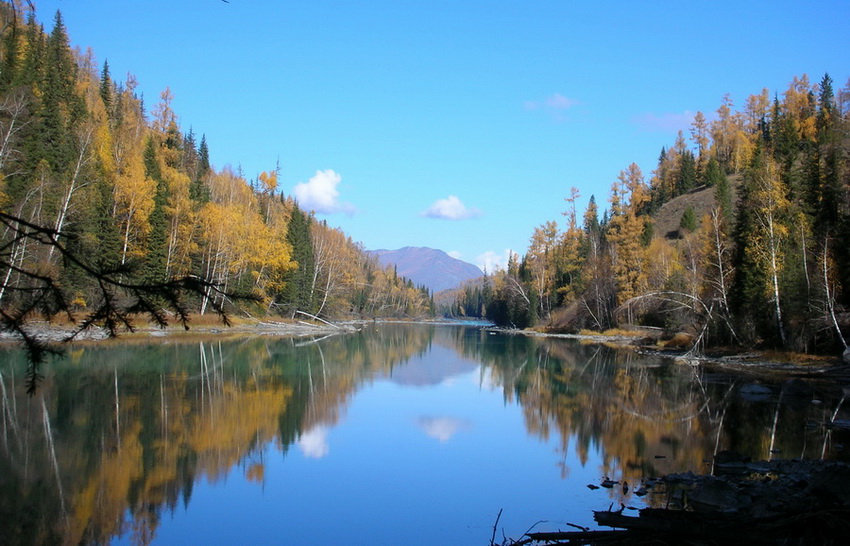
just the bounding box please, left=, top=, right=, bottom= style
left=0, top=316, right=365, bottom=347
left=4, top=319, right=848, bottom=383
left=507, top=456, right=850, bottom=545
left=490, top=326, right=850, bottom=382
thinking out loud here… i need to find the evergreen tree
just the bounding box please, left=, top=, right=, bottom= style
left=13, top=12, right=44, bottom=91
left=181, top=128, right=198, bottom=177
left=198, top=134, right=210, bottom=175
left=649, top=147, right=670, bottom=212
left=8, top=14, right=45, bottom=199
left=679, top=206, right=697, bottom=233
left=816, top=73, right=835, bottom=141
left=730, top=153, right=769, bottom=340
left=142, top=138, right=168, bottom=283
left=769, top=95, right=798, bottom=167
left=189, top=134, right=210, bottom=205
left=677, top=150, right=697, bottom=194
left=710, top=158, right=734, bottom=226
left=0, top=6, right=20, bottom=93
left=731, top=147, right=791, bottom=346
left=279, top=203, right=315, bottom=316
left=583, top=195, right=600, bottom=235
left=703, top=156, right=724, bottom=187
left=99, top=60, right=112, bottom=115
left=41, top=10, right=83, bottom=171
left=93, top=176, right=122, bottom=269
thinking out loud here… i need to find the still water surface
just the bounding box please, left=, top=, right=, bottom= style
left=1, top=323, right=847, bottom=544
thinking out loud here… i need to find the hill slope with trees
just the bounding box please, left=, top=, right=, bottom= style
left=461, top=75, right=849, bottom=357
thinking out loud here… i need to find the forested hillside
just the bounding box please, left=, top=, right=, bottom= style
left=0, top=5, right=433, bottom=338
left=461, top=74, right=850, bottom=355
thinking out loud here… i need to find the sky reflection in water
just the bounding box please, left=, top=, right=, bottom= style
left=1, top=324, right=847, bottom=545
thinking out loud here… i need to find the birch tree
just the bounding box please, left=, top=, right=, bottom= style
left=748, top=153, right=791, bottom=346
left=527, top=220, right=558, bottom=318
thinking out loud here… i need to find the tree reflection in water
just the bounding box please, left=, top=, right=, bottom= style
left=0, top=324, right=846, bottom=543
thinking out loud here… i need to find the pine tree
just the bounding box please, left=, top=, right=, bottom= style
left=0, top=5, right=20, bottom=93
left=279, top=203, right=315, bottom=316
left=732, top=147, right=791, bottom=346
left=99, top=60, right=113, bottom=115
left=703, top=156, right=724, bottom=187
left=677, top=150, right=697, bottom=194
left=8, top=14, right=45, bottom=199
left=14, top=12, right=44, bottom=91
left=198, top=134, right=210, bottom=175
left=142, top=138, right=168, bottom=283
left=648, top=147, right=670, bottom=212
left=40, top=10, right=84, bottom=173
left=709, top=157, right=734, bottom=227
left=731, top=161, right=768, bottom=340
left=680, top=206, right=697, bottom=234
left=189, top=134, right=211, bottom=205
left=93, top=176, right=122, bottom=269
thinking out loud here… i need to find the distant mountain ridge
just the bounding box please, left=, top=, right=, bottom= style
left=369, top=247, right=483, bottom=293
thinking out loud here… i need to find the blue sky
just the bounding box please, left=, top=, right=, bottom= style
left=36, top=0, right=849, bottom=271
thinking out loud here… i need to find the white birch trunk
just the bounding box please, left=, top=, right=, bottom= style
left=47, top=127, right=94, bottom=262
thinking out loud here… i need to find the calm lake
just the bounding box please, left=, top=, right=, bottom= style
left=1, top=323, right=848, bottom=545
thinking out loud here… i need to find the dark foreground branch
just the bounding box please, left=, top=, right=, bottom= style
left=0, top=211, right=257, bottom=393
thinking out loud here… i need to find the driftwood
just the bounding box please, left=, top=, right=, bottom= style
left=295, top=310, right=343, bottom=329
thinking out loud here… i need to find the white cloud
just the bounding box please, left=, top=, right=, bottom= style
left=421, top=195, right=481, bottom=220
left=447, top=250, right=463, bottom=260
left=293, top=169, right=356, bottom=215
left=545, top=92, right=579, bottom=110
left=416, top=416, right=471, bottom=443
left=297, top=426, right=330, bottom=458
left=476, top=249, right=513, bottom=273
left=524, top=93, right=580, bottom=121
left=632, top=110, right=695, bottom=133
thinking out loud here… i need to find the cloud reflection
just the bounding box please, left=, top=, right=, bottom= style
left=298, top=426, right=330, bottom=458
left=417, top=416, right=472, bottom=443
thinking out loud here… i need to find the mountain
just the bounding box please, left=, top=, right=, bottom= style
left=369, top=247, right=483, bottom=293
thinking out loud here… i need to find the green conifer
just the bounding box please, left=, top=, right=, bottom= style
left=142, top=138, right=168, bottom=283
left=677, top=150, right=697, bottom=194
left=679, top=206, right=697, bottom=233
left=279, top=204, right=315, bottom=316
left=0, top=9, right=20, bottom=93
left=99, top=60, right=112, bottom=114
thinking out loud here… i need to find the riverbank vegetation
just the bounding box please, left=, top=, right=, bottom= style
left=451, top=74, right=850, bottom=359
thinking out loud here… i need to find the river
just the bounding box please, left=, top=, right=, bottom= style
left=0, top=323, right=847, bottom=544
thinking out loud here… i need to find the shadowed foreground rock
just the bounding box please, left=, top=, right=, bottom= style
left=507, top=456, right=850, bottom=545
